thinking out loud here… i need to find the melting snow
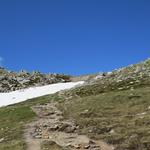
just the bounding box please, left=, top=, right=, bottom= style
left=0, top=81, right=84, bottom=107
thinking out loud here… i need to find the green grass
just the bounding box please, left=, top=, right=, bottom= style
left=0, top=85, right=150, bottom=150
left=0, top=105, right=35, bottom=150
left=0, top=59, right=150, bottom=150
left=1, top=85, right=150, bottom=150
left=58, top=86, right=150, bottom=150
left=0, top=94, right=59, bottom=150
left=0, top=76, right=150, bottom=150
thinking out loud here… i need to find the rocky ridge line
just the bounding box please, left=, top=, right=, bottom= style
left=0, top=68, right=71, bottom=92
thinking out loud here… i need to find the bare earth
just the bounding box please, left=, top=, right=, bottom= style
left=24, top=102, right=114, bottom=150
left=24, top=124, right=41, bottom=150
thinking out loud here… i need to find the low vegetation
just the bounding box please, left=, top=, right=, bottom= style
left=59, top=86, right=150, bottom=150
left=0, top=105, right=35, bottom=150
left=0, top=94, right=58, bottom=150
left=0, top=59, right=150, bottom=150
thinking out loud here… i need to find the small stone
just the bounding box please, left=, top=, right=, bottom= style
left=35, top=135, right=42, bottom=139
left=74, top=144, right=80, bottom=149
left=0, top=138, right=4, bottom=143
left=88, top=129, right=93, bottom=133
left=66, top=143, right=72, bottom=146
left=130, top=87, right=134, bottom=91
left=89, top=140, right=96, bottom=144
left=64, top=126, right=76, bottom=133
left=84, top=144, right=90, bottom=149
left=110, top=129, right=115, bottom=134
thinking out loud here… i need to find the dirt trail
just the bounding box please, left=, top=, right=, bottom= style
left=24, top=122, right=41, bottom=150
left=24, top=102, right=114, bottom=150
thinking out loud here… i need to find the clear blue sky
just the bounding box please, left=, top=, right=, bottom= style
left=0, top=0, right=149, bottom=75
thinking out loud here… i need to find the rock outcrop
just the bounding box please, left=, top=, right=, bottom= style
left=0, top=68, right=71, bottom=92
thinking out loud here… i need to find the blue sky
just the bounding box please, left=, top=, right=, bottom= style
left=0, top=0, right=149, bottom=75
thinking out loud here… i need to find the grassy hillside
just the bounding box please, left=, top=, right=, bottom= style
left=56, top=59, right=150, bottom=150
left=0, top=59, right=150, bottom=150
left=0, top=105, right=35, bottom=150
left=58, top=86, right=150, bottom=150
left=0, top=95, right=58, bottom=150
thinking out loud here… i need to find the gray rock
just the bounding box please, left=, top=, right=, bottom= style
left=0, top=68, right=71, bottom=92
left=0, top=138, right=4, bottom=143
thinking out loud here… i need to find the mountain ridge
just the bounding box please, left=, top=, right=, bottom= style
left=0, top=68, right=71, bottom=92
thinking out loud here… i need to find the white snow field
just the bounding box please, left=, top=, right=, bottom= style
left=0, top=81, right=84, bottom=107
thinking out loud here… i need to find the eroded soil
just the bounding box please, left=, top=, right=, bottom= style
left=24, top=102, right=114, bottom=150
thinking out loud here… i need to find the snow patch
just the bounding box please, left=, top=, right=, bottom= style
left=0, top=81, right=84, bottom=107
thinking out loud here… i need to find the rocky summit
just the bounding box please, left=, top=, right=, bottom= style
left=0, top=68, right=71, bottom=92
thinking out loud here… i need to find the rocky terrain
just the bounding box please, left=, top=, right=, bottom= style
left=0, top=58, right=150, bottom=150
left=93, top=58, right=150, bottom=85
left=64, top=58, right=150, bottom=97
left=0, top=68, right=71, bottom=92
left=1, top=58, right=149, bottom=93
left=25, top=102, right=114, bottom=150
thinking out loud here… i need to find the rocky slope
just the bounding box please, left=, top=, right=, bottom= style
left=25, top=102, right=114, bottom=150
left=0, top=58, right=150, bottom=150
left=0, top=68, right=71, bottom=92
left=56, top=58, right=150, bottom=150
left=93, top=58, right=150, bottom=84
left=64, top=58, right=150, bottom=97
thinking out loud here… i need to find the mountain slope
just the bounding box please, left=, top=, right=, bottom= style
left=0, top=58, right=150, bottom=150
left=59, top=86, right=150, bottom=150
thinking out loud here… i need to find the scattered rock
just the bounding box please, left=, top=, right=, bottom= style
left=109, top=129, right=115, bottom=134
left=0, top=68, right=71, bottom=93
left=25, top=102, right=113, bottom=150
left=0, top=138, right=4, bottom=143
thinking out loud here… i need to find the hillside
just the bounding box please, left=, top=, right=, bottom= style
left=0, top=58, right=150, bottom=150
left=0, top=68, right=71, bottom=92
